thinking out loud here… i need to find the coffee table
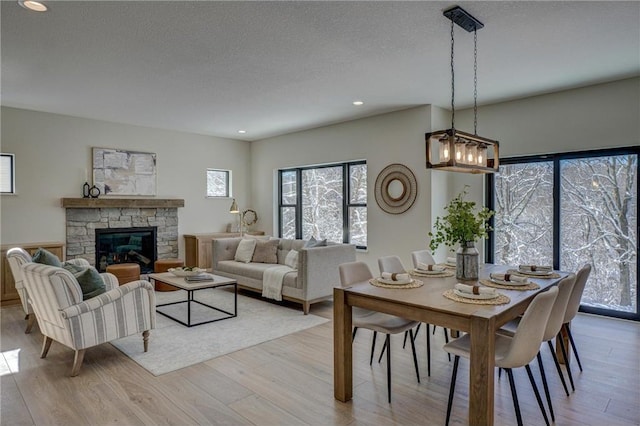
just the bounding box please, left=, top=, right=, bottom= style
left=149, top=272, right=237, bottom=327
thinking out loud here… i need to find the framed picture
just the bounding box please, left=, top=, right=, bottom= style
left=92, top=148, right=157, bottom=196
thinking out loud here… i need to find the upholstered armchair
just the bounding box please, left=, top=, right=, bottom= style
left=6, top=248, right=120, bottom=334
left=21, top=263, right=155, bottom=376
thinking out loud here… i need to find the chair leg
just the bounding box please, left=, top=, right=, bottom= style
left=409, top=329, right=420, bottom=383
left=445, top=355, right=460, bottom=426
left=70, top=349, right=86, bottom=377
left=369, top=331, right=378, bottom=366
left=25, top=313, right=36, bottom=334
left=426, top=323, right=431, bottom=377
left=565, top=324, right=584, bottom=372
left=378, top=337, right=388, bottom=364
left=402, top=330, right=409, bottom=349
left=557, top=332, right=575, bottom=392
left=505, top=368, right=524, bottom=426
left=143, top=330, right=150, bottom=352
left=352, top=327, right=358, bottom=342
left=444, top=328, right=451, bottom=362
left=525, top=364, right=550, bottom=426
left=536, top=353, right=555, bottom=423
left=498, top=367, right=502, bottom=379
left=547, top=340, right=570, bottom=396
left=385, top=334, right=391, bottom=403
left=40, top=336, right=53, bottom=358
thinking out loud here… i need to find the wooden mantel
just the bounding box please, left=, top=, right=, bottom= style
left=61, top=198, right=185, bottom=208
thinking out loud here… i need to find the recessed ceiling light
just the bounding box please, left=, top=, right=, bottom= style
left=18, top=1, right=48, bottom=12
left=237, top=130, right=246, bottom=134
left=352, top=101, right=364, bottom=106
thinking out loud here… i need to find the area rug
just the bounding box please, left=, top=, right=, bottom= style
left=110, top=289, right=328, bottom=376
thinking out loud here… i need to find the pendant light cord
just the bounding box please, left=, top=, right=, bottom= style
left=450, top=17, right=455, bottom=130
left=473, top=28, right=478, bottom=135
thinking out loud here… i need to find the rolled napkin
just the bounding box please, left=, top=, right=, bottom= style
left=446, top=256, right=457, bottom=264
left=519, top=264, right=552, bottom=272
left=490, top=273, right=529, bottom=283
left=454, top=283, right=497, bottom=295
left=417, top=262, right=445, bottom=272
left=381, top=272, right=411, bottom=282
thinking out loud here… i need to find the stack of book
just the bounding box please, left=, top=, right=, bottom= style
left=184, top=273, right=215, bottom=282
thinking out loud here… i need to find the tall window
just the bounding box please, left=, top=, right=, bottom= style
left=488, top=148, right=638, bottom=320
left=279, top=161, right=367, bottom=249
left=206, top=169, right=231, bottom=197
left=0, top=154, right=15, bottom=194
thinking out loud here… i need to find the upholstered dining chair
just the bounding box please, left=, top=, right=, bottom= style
left=559, top=263, right=592, bottom=390
left=498, top=273, right=576, bottom=422
left=21, top=263, right=155, bottom=376
left=339, top=261, right=421, bottom=403
left=444, top=286, right=559, bottom=426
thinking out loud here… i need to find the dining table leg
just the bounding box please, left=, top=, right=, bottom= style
left=469, top=311, right=496, bottom=425
left=334, top=287, right=353, bottom=402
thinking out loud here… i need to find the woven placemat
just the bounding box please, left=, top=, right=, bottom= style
left=410, top=269, right=455, bottom=278
left=442, top=289, right=510, bottom=305
left=479, top=279, right=540, bottom=291
left=507, top=269, right=561, bottom=279
left=369, top=278, right=424, bottom=289
left=437, top=263, right=457, bottom=270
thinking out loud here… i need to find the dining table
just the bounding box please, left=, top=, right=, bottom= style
left=333, top=263, right=567, bottom=426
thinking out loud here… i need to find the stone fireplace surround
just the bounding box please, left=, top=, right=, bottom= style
left=62, top=198, right=184, bottom=267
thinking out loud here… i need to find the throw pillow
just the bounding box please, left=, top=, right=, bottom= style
left=32, top=248, right=62, bottom=267
left=304, top=236, right=327, bottom=248
left=284, top=250, right=299, bottom=269
left=234, top=239, right=257, bottom=263
left=252, top=239, right=279, bottom=264
left=62, top=262, right=107, bottom=301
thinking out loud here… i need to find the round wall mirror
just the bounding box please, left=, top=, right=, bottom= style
left=374, top=163, right=417, bottom=215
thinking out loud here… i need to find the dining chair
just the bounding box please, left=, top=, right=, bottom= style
left=410, top=249, right=451, bottom=370
left=560, top=263, right=592, bottom=389
left=444, top=286, right=559, bottom=426
left=498, top=274, right=576, bottom=422
left=339, top=261, right=421, bottom=403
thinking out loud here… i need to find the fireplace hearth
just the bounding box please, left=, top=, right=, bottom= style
left=95, top=227, right=157, bottom=274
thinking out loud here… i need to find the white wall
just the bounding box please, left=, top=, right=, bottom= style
left=251, top=106, right=436, bottom=271
left=0, top=107, right=251, bottom=257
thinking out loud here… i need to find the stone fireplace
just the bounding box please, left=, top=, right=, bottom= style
left=62, top=198, right=184, bottom=269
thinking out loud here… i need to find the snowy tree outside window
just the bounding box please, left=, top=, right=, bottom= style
left=206, top=169, right=231, bottom=197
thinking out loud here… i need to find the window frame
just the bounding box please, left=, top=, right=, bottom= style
left=278, top=160, right=367, bottom=249
left=0, top=153, right=16, bottom=194
left=486, top=146, right=639, bottom=321
left=206, top=168, right=232, bottom=198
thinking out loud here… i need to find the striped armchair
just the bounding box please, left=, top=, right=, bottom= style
left=21, top=263, right=156, bottom=376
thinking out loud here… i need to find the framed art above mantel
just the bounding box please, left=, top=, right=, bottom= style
left=92, top=148, right=157, bottom=196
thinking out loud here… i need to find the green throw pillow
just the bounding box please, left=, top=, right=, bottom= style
left=32, top=248, right=62, bottom=267
left=62, top=262, right=107, bottom=301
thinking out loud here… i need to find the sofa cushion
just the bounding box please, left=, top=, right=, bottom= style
left=62, top=262, right=107, bottom=300
left=285, top=250, right=298, bottom=269
left=304, top=236, right=327, bottom=248
left=251, top=239, right=279, bottom=264
left=32, top=248, right=62, bottom=267
left=277, top=239, right=306, bottom=264
left=235, top=239, right=257, bottom=263
left=217, top=261, right=298, bottom=288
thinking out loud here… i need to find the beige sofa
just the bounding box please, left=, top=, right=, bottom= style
left=212, top=238, right=356, bottom=314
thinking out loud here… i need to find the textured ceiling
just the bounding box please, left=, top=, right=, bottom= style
left=2, top=1, right=639, bottom=141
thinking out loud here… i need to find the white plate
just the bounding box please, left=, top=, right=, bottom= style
left=168, top=267, right=205, bottom=277
left=489, top=277, right=528, bottom=286
left=413, top=268, right=446, bottom=275
left=454, top=289, right=499, bottom=300
left=517, top=269, right=552, bottom=276
left=378, top=277, right=412, bottom=285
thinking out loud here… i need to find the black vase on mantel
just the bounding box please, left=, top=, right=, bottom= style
left=82, top=182, right=90, bottom=198
left=456, top=241, right=479, bottom=280
left=89, top=184, right=101, bottom=198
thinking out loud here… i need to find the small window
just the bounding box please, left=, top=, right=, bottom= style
left=206, top=169, right=231, bottom=197
left=0, top=154, right=15, bottom=194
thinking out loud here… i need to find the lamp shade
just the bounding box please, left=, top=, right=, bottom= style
left=229, top=199, right=239, bottom=213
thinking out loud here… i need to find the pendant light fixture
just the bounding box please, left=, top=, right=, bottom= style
left=426, top=6, right=499, bottom=174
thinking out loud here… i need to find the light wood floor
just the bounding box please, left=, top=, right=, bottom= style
left=1, top=294, right=639, bottom=426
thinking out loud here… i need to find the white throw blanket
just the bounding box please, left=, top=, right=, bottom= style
left=262, top=265, right=295, bottom=301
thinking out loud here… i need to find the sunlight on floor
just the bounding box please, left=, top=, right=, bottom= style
left=1, top=348, right=21, bottom=376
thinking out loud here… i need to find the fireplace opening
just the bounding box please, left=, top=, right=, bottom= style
left=95, top=227, right=157, bottom=274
